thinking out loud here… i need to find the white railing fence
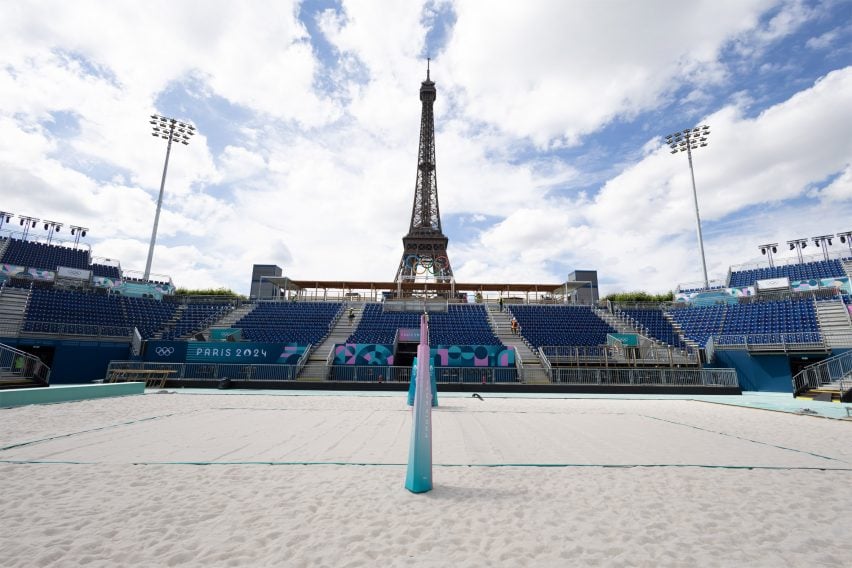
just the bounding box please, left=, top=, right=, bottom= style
left=0, top=342, right=50, bottom=385
left=791, top=350, right=852, bottom=398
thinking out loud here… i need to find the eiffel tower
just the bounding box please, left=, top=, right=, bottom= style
left=394, top=61, right=454, bottom=283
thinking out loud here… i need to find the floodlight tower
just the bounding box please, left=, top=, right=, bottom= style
left=0, top=211, right=13, bottom=232
left=812, top=234, right=834, bottom=262
left=43, top=220, right=63, bottom=244
left=665, top=125, right=711, bottom=290
left=787, top=238, right=808, bottom=264
left=837, top=231, right=852, bottom=257
left=144, top=114, right=196, bottom=281
left=758, top=243, right=778, bottom=268
left=70, top=226, right=89, bottom=248
left=18, top=215, right=39, bottom=240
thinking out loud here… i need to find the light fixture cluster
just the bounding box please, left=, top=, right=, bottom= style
left=666, top=125, right=710, bottom=154
left=149, top=114, right=195, bottom=145
left=0, top=213, right=89, bottom=245
left=767, top=232, right=852, bottom=264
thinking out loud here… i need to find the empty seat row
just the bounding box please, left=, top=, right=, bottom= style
left=347, top=304, right=502, bottom=346
left=729, top=259, right=844, bottom=288
left=0, top=237, right=90, bottom=271
left=509, top=305, right=615, bottom=349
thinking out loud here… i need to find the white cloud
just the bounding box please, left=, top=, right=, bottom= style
left=441, top=0, right=782, bottom=146
left=0, top=0, right=848, bottom=299
left=805, top=28, right=839, bottom=50
left=462, top=67, right=852, bottom=292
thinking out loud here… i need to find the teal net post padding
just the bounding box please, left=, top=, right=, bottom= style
left=405, top=314, right=434, bottom=493
left=407, top=357, right=438, bottom=407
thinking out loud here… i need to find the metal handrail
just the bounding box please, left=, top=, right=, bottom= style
left=713, top=333, right=826, bottom=352
left=19, top=320, right=132, bottom=338
left=550, top=367, right=738, bottom=387
left=296, top=343, right=312, bottom=375
left=0, top=342, right=50, bottom=385
left=791, top=349, right=852, bottom=396
left=538, top=346, right=553, bottom=379
left=514, top=345, right=524, bottom=381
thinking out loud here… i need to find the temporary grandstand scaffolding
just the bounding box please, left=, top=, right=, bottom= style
left=254, top=278, right=591, bottom=304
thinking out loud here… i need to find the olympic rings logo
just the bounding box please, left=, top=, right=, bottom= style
left=155, top=347, right=175, bottom=356
left=403, top=254, right=450, bottom=274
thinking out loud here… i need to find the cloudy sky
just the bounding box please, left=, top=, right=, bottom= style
left=1, top=0, right=850, bottom=295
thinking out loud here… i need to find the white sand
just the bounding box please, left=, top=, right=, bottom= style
left=1, top=392, right=851, bottom=566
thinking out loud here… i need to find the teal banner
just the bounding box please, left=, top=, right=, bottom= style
left=209, top=328, right=242, bottom=341
left=607, top=333, right=639, bottom=347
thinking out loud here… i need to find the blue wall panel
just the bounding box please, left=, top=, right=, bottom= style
left=714, top=351, right=792, bottom=392
left=52, top=342, right=130, bottom=383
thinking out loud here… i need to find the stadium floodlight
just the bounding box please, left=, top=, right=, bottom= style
left=812, top=234, right=834, bottom=261
left=17, top=215, right=40, bottom=240
left=70, top=225, right=89, bottom=248
left=758, top=243, right=779, bottom=268
left=786, top=238, right=808, bottom=264
left=0, top=211, right=12, bottom=232
left=43, top=220, right=63, bottom=244
left=665, top=124, right=711, bottom=289
left=837, top=231, right=852, bottom=257
left=144, top=114, right=196, bottom=281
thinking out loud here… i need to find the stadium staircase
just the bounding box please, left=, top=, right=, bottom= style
left=197, top=303, right=258, bottom=340
left=593, top=306, right=643, bottom=335
left=842, top=258, right=852, bottom=279
left=152, top=305, right=187, bottom=340
left=815, top=299, right=852, bottom=348
left=661, top=311, right=700, bottom=350
left=298, top=302, right=365, bottom=381
left=611, top=307, right=699, bottom=351
left=0, top=287, right=30, bottom=337
left=486, top=304, right=549, bottom=383
left=0, top=238, right=10, bottom=260
left=796, top=380, right=846, bottom=403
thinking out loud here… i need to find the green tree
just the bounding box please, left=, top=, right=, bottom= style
left=175, top=287, right=245, bottom=299
left=602, top=290, right=674, bottom=303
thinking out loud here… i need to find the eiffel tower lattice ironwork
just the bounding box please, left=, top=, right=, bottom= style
left=395, top=61, right=453, bottom=283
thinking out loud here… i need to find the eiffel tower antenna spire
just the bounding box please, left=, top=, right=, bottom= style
left=394, top=62, right=453, bottom=284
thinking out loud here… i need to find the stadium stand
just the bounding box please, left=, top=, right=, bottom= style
left=617, top=307, right=689, bottom=349
left=347, top=303, right=502, bottom=346
left=123, top=296, right=179, bottom=338
left=159, top=303, right=233, bottom=340
left=509, top=305, right=615, bottom=349
left=90, top=263, right=121, bottom=279
left=0, top=238, right=89, bottom=270
left=22, top=289, right=178, bottom=338
left=233, top=301, right=342, bottom=344
left=665, top=305, right=725, bottom=347
left=716, top=297, right=820, bottom=345
left=667, top=298, right=821, bottom=347
left=729, top=259, right=845, bottom=288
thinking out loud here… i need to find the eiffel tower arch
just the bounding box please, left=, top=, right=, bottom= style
left=394, top=61, right=454, bottom=285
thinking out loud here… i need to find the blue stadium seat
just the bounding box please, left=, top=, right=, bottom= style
left=508, top=305, right=615, bottom=349
left=347, top=304, right=502, bottom=346
left=234, top=302, right=342, bottom=345
left=0, top=237, right=90, bottom=271
left=729, top=259, right=845, bottom=288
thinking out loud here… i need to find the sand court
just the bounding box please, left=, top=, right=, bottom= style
left=3, top=395, right=848, bottom=470
left=2, top=393, right=852, bottom=567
